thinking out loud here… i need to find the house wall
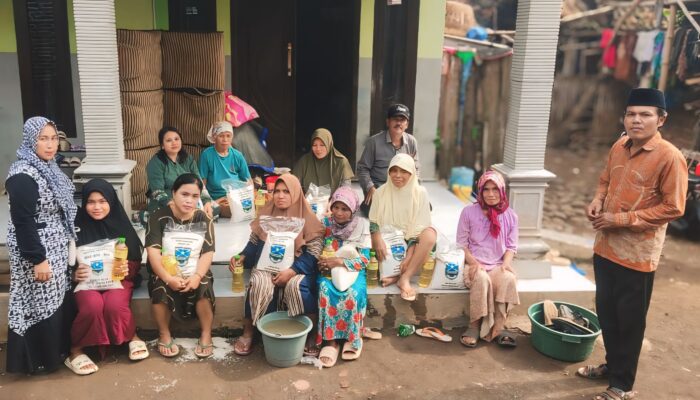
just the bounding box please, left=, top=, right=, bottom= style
left=0, top=0, right=234, bottom=187
left=0, top=0, right=23, bottom=189
left=355, top=0, right=444, bottom=181
left=0, top=0, right=443, bottom=186
left=414, top=0, right=445, bottom=180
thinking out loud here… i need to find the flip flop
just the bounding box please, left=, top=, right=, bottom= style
left=157, top=339, right=180, bottom=358
left=496, top=330, right=517, bottom=348
left=362, top=328, right=383, bottom=340
left=577, top=364, right=609, bottom=380
left=319, top=345, right=339, bottom=368
left=303, top=344, right=321, bottom=358
left=415, top=327, right=453, bottom=343
left=64, top=354, right=98, bottom=376
left=233, top=336, right=253, bottom=356
left=592, top=387, right=637, bottom=400
left=195, top=340, right=214, bottom=359
left=128, top=340, right=150, bottom=361
left=400, top=288, right=416, bottom=302
left=460, top=327, right=479, bottom=348
left=341, top=340, right=363, bottom=361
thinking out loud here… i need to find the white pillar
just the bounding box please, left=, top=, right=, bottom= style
left=72, top=0, right=135, bottom=212
left=492, top=0, right=560, bottom=276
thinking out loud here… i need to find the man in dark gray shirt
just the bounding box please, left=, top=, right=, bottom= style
left=357, top=104, right=420, bottom=212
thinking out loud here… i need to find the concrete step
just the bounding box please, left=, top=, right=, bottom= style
left=0, top=264, right=594, bottom=341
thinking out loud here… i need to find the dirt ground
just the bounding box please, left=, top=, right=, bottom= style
left=1, top=143, right=699, bottom=399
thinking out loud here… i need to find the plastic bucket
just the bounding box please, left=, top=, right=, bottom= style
left=528, top=301, right=601, bottom=363
left=257, top=311, right=312, bottom=368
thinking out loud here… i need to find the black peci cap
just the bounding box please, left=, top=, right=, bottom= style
left=626, top=88, right=666, bottom=110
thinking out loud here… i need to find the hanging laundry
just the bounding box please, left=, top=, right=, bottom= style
left=614, top=33, right=638, bottom=82
left=600, top=28, right=617, bottom=69
left=633, top=30, right=660, bottom=63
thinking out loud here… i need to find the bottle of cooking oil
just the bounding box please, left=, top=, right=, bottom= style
left=254, top=189, right=267, bottom=216
left=418, top=251, right=436, bottom=288
left=162, top=250, right=180, bottom=277
left=231, top=254, right=245, bottom=292
left=366, top=250, right=379, bottom=288
left=321, top=238, right=335, bottom=278
left=112, top=237, right=128, bottom=281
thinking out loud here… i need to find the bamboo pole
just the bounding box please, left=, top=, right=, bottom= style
left=658, top=4, right=677, bottom=91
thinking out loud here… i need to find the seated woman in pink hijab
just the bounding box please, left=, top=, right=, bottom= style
left=456, top=171, right=520, bottom=348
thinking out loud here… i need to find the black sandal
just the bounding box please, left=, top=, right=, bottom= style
left=460, top=327, right=479, bottom=348
left=495, top=331, right=517, bottom=348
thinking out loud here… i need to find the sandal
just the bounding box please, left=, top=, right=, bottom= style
left=157, top=339, right=180, bottom=358
left=195, top=340, right=214, bottom=359
left=460, top=327, right=479, bottom=348
left=319, top=345, right=339, bottom=368
left=341, top=340, right=363, bottom=361
left=496, top=331, right=517, bottom=348
left=362, top=328, right=383, bottom=340
left=416, top=327, right=453, bottom=343
left=577, top=364, right=609, bottom=380
left=593, top=387, right=637, bottom=400
left=400, top=288, right=417, bottom=302
left=64, top=354, right=99, bottom=376
left=303, top=344, right=321, bottom=358
left=233, top=336, right=253, bottom=356
left=128, top=340, right=150, bottom=361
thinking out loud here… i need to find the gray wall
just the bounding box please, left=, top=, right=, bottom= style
left=0, top=52, right=24, bottom=190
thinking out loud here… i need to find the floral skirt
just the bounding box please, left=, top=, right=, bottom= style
left=316, top=273, right=367, bottom=350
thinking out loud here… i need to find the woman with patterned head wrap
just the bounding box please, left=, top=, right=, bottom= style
left=5, top=116, right=77, bottom=374
left=456, top=170, right=520, bottom=348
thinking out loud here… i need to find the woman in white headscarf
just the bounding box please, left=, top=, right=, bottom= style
left=368, top=153, right=436, bottom=302
left=199, top=121, right=252, bottom=218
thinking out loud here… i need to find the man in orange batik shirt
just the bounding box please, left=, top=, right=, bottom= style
left=579, top=88, right=688, bottom=400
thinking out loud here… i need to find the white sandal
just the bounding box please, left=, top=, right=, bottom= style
left=129, top=340, right=150, bottom=361
left=64, top=354, right=98, bottom=376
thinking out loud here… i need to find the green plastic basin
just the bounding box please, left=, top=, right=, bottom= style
left=528, top=301, right=601, bottom=363
left=257, top=311, right=312, bottom=368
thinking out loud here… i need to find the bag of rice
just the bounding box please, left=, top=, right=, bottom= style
left=162, top=221, right=207, bottom=278
left=429, top=246, right=466, bottom=290
left=256, top=216, right=306, bottom=274
left=305, top=183, right=330, bottom=220
left=224, top=179, right=256, bottom=223
left=378, top=225, right=407, bottom=279
left=75, top=239, right=124, bottom=292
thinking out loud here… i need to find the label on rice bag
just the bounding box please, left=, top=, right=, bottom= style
left=75, top=239, right=124, bottom=292
left=257, top=230, right=298, bottom=273
left=162, top=231, right=205, bottom=278
left=379, top=227, right=407, bottom=279
left=308, top=196, right=329, bottom=220
left=226, top=183, right=256, bottom=223
left=429, top=248, right=466, bottom=290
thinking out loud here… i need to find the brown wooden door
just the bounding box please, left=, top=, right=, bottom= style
left=295, top=0, right=359, bottom=166
left=232, top=0, right=297, bottom=168
left=232, top=0, right=359, bottom=169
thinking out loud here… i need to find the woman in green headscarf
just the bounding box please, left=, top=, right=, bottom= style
left=293, top=128, right=354, bottom=194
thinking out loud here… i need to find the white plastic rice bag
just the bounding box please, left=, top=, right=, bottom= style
left=162, top=221, right=207, bottom=278
left=224, top=179, right=256, bottom=223
left=379, top=225, right=407, bottom=279
left=429, top=247, right=466, bottom=290
left=305, top=183, right=330, bottom=220
left=331, top=245, right=360, bottom=292
left=75, top=239, right=124, bottom=292
left=257, top=216, right=305, bottom=274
